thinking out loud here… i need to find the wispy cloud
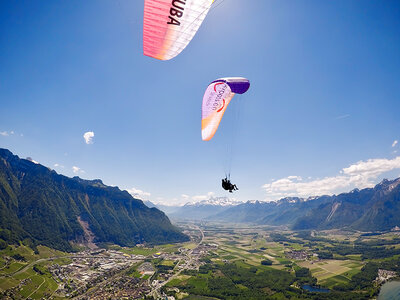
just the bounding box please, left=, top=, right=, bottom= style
left=54, top=163, right=64, bottom=169
left=262, top=156, right=400, bottom=202
left=72, top=166, right=85, bottom=174
left=0, top=130, right=16, bottom=136
left=127, top=187, right=151, bottom=200
left=335, top=114, right=350, bottom=120
left=83, top=131, right=94, bottom=144
left=393, top=140, right=398, bottom=148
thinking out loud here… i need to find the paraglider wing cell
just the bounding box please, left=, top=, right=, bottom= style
left=143, top=0, right=214, bottom=60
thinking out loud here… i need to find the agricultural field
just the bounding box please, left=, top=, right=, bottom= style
left=1, top=223, right=400, bottom=299
left=0, top=244, right=68, bottom=299
left=298, top=259, right=363, bottom=288
left=159, top=222, right=400, bottom=299
left=202, top=224, right=296, bottom=270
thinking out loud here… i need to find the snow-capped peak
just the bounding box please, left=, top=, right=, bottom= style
left=247, top=200, right=260, bottom=204
left=185, top=197, right=241, bottom=207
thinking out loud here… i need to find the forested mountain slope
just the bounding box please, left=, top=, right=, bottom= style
left=0, top=148, right=188, bottom=251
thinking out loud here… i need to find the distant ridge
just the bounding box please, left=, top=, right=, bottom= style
left=207, top=178, right=400, bottom=231
left=293, top=178, right=400, bottom=231
left=207, top=196, right=329, bottom=225
left=143, top=200, right=157, bottom=208
left=145, top=178, right=400, bottom=232
left=0, top=148, right=188, bottom=251
left=169, top=197, right=240, bottom=220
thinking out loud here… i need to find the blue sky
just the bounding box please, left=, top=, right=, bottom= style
left=1, top=0, right=400, bottom=205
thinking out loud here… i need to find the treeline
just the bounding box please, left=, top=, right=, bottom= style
left=320, top=243, right=400, bottom=260
left=275, top=231, right=400, bottom=260
left=334, top=263, right=379, bottom=293
left=269, top=233, right=305, bottom=244
left=333, top=255, right=400, bottom=296
left=180, top=263, right=297, bottom=299
left=295, top=267, right=317, bottom=286
left=178, top=262, right=371, bottom=299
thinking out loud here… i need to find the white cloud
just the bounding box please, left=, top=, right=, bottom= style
left=54, top=163, right=64, bottom=168
left=393, top=140, right=398, bottom=148
left=72, top=166, right=85, bottom=174
left=127, top=187, right=151, bottom=200
left=83, top=131, right=94, bottom=144
left=181, top=194, right=190, bottom=200
left=262, top=156, right=400, bottom=202
left=192, top=192, right=215, bottom=201
left=26, top=157, right=39, bottom=164
left=342, top=157, right=400, bottom=178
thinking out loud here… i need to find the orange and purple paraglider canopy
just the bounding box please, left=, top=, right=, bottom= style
left=202, top=77, right=250, bottom=141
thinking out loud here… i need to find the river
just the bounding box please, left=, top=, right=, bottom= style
left=378, top=281, right=400, bottom=300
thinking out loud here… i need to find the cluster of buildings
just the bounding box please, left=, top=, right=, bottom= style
left=137, top=261, right=155, bottom=276
left=150, top=243, right=218, bottom=299
left=33, top=226, right=213, bottom=299
left=76, top=276, right=149, bottom=299
left=49, top=249, right=141, bottom=298
left=45, top=238, right=216, bottom=299
left=375, top=269, right=398, bottom=284
left=192, top=243, right=216, bottom=257
left=285, top=250, right=309, bottom=261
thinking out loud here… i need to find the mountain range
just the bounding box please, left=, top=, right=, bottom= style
left=207, top=178, right=400, bottom=231
left=292, top=178, right=400, bottom=231
left=144, top=197, right=241, bottom=220
left=169, top=197, right=241, bottom=220
left=0, top=148, right=188, bottom=251
left=147, top=179, right=400, bottom=232
left=2, top=145, right=398, bottom=254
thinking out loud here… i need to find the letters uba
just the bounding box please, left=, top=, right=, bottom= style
left=168, top=0, right=186, bottom=26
